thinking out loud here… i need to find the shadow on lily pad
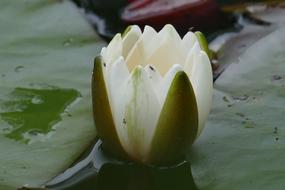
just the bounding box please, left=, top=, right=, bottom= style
left=44, top=141, right=198, bottom=190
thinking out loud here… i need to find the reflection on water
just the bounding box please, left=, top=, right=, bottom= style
left=0, top=87, right=80, bottom=143
left=46, top=141, right=198, bottom=190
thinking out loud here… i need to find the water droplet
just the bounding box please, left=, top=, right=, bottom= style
left=14, top=66, right=24, bottom=72
left=257, top=90, right=263, bottom=95
left=31, top=95, right=43, bottom=104
left=238, top=44, right=247, bottom=48
left=242, top=120, right=254, bottom=128
left=64, top=110, right=72, bottom=117
left=1, top=74, right=5, bottom=77
left=62, top=38, right=74, bottom=47
left=271, top=75, right=282, bottom=81
left=28, top=130, right=41, bottom=136
left=222, top=96, right=230, bottom=103
left=63, top=41, right=70, bottom=47
left=232, top=95, right=249, bottom=102
left=236, top=112, right=245, bottom=117
left=273, top=127, right=278, bottom=134
left=0, top=124, right=13, bottom=134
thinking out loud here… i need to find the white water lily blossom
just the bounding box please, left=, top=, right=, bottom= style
left=92, top=24, right=213, bottom=165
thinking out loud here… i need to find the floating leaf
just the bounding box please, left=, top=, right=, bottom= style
left=0, top=0, right=105, bottom=189
left=189, top=16, right=285, bottom=190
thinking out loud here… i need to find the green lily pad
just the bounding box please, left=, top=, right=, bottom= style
left=0, top=0, right=105, bottom=189
left=189, top=22, right=285, bottom=190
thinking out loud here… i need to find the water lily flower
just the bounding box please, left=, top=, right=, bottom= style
left=92, top=24, right=213, bottom=166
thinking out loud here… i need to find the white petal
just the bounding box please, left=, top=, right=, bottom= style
left=108, top=56, right=130, bottom=107
left=101, top=34, right=123, bottom=65
left=126, top=26, right=157, bottom=70
left=112, top=66, right=161, bottom=161
left=160, top=64, right=183, bottom=105
left=181, top=31, right=198, bottom=58
left=190, top=51, right=213, bottom=136
left=146, top=24, right=181, bottom=58
left=144, top=64, right=163, bottom=103
left=146, top=25, right=184, bottom=75
left=100, top=47, right=107, bottom=58
left=122, top=25, right=142, bottom=58
left=183, top=41, right=201, bottom=75
left=161, top=24, right=182, bottom=44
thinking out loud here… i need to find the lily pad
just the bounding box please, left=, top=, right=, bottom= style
left=0, top=0, right=105, bottom=189
left=189, top=19, right=285, bottom=190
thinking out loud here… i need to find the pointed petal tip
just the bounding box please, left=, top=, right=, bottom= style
left=114, top=33, right=122, bottom=39
left=172, top=63, right=183, bottom=71
left=163, top=64, right=183, bottom=79
left=134, top=64, right=144, bottom=71
left=108, top=33, right=122, bottom=49
left=130, top=25, right=141, bottom=32
left=100, top=47, right=106, bottom=57
left=103, top=33, right=123, bottom=65
left=93, top=55, right=103, bottom=69
left=171, top=70, right=194, bottom=92
left=182, top=31, right=197, bottom=52
left=122, top=25, right=142, bottom=38
left=174, top=70, right=188, bottom=80
left=163, top=24, right=175, bottom=30
left=183, top=31, right=195, bottom=39
left=159, top=24, right=180, bottom=38
left=143, top=25, right=157, bottom=34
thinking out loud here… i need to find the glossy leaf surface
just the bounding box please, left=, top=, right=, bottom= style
left=0, top=0, right=104, bottom=189
left=189, top=24, right=285, bottom=190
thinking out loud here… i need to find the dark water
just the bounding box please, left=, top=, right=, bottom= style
left=74, top=0, right=239, bottom=41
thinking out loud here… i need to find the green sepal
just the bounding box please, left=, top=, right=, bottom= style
left=195, top=31, right=213, bottom=60
left=148, top=71, right=198, bottom=166
left=92, top=56, right=128, bottom=160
